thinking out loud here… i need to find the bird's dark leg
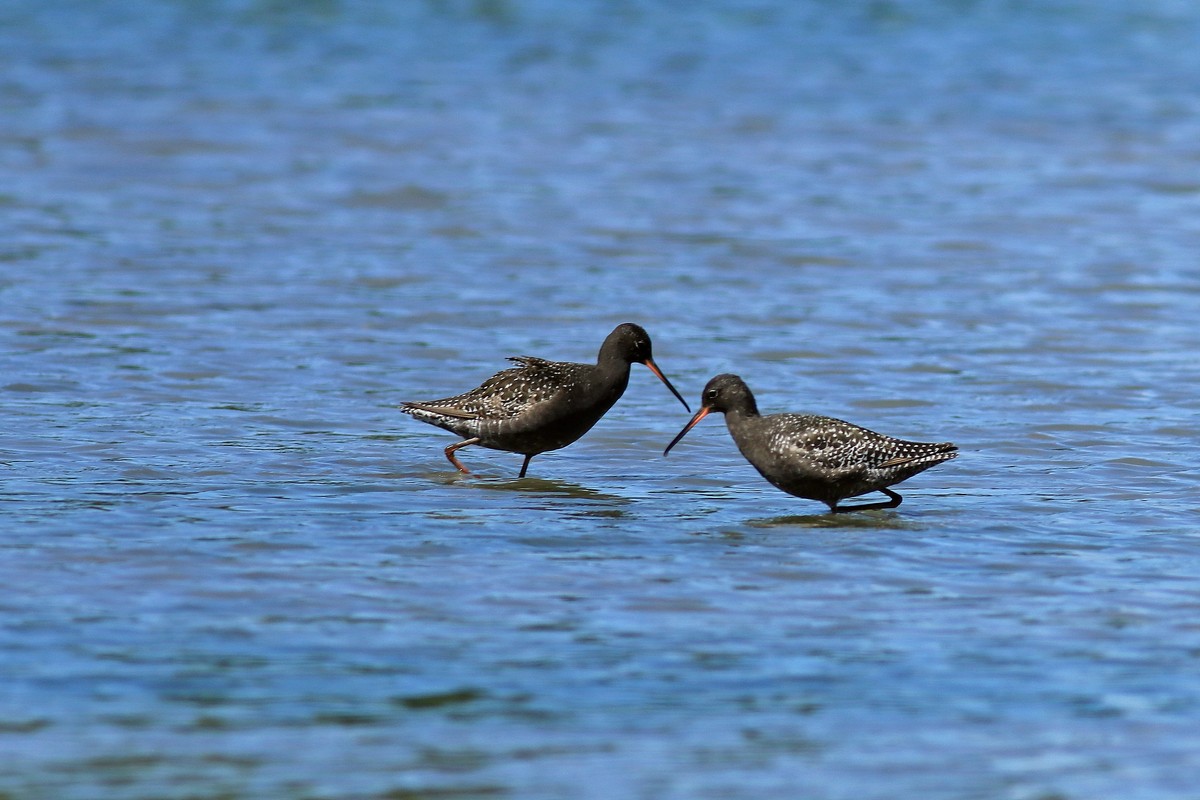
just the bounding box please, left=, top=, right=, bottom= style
left=444, top=437, right=481, bottom=473
left=518, top=454, right=534, bottom=478
left=832, top=488, right=903, bottom=513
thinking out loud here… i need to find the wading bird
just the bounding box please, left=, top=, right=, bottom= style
left=403, top=323, right=690, bottom=478
left=664, top=373, right=956, bottom=513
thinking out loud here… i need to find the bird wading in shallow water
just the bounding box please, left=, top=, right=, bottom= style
left=664, top=373, right=957, bottom=513
left=401, top=323, right=690, bottom=478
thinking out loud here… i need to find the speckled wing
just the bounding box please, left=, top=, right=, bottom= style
left=875, top=440, right=959, bottom=470
left=766, top=414, right=878, bottom=478
left=404, top=356, right=580, bottom=422
left=772, top=414, right=955, bottom=476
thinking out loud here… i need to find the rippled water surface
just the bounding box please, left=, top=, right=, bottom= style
left=4, top=1, right=1200, bottom=797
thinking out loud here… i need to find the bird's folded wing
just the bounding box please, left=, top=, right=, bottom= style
left=401, top=402, right=479, bottom=420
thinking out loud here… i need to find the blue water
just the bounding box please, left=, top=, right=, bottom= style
left=4, top=1, right=1200, bottom=797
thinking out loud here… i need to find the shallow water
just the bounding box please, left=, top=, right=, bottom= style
left=4, top=1, right=1200, bottom=797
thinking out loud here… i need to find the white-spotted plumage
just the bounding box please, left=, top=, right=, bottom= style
left=664, top=374, right=957, bottom=513
left=404, top=357, right=576, bottom=429
left=401, top=323, right=689, bottom=477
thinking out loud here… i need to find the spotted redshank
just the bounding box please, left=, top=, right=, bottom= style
left=664, top=373, right=957, bottom=513
left=401, top=323, right=690, bottom=477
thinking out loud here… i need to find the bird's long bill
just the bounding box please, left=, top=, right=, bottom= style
left=643, top=358, right=691, bottom=412
left=663, top=406, right=712, bottom=456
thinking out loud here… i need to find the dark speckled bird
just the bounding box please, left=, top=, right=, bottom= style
left=401, top=323, right=690, bottom=477
left=664, top=374, right=957, bottom=513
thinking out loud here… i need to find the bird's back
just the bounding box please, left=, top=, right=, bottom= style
left=402, top=358, right=580, bottom=427
left=400, top=356, right=626, bottom=454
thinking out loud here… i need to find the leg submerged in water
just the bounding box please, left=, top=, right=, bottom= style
left=831, top=488, right=903, bottom=514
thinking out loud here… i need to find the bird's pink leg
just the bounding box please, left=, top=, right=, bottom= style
left=444, top=437, right=481, bottom=473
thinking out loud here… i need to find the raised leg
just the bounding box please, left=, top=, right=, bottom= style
left=444, top=437, right=481, bottom=474
left=831, top=488, right=903, bottom=514
left=518, top=454, right=534, bottom=478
